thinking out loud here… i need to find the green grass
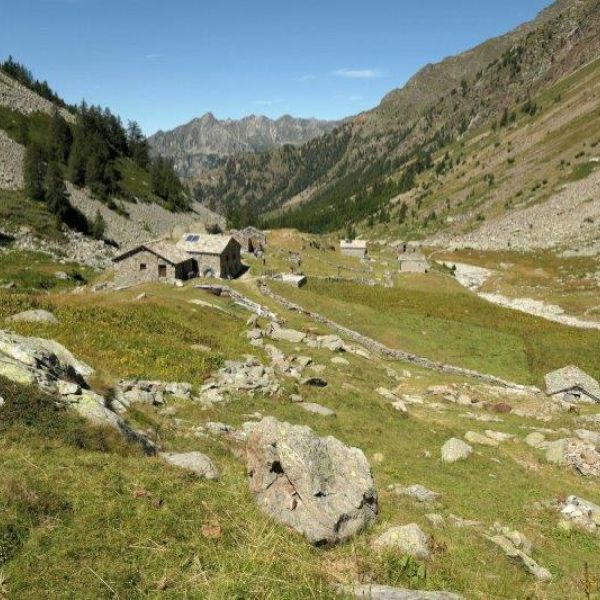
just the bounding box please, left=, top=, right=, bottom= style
left=268, top=276, right=600, bottom=386
left=1, top=279, right=600, bottom=598
left=0, top=285, right=258, bottom=386
left=0, top=251, right=93, bottom=293
left=0, top=105, right=52, bottom=147
left=0, top=189, right=63, bottom=240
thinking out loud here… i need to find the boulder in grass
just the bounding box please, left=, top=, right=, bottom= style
left=246, top=417, right=378, bottom=546
left=6, top=309, right=58, bottom=325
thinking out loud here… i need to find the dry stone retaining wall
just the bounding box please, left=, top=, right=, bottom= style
left=259, top=280, right=539, bottom=392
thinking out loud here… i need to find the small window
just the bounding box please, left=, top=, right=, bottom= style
left=140, top=263, right=147, bottom=271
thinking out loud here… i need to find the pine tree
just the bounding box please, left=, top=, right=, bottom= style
left=44, top=161, right=69, bottom=221
left=23, top=142, right=46, bottom=201
left=90, top=210, right=106, bottom=240
left=49, top=108, right=72, bottom=163
left=127, top=120, right=150, bottom=169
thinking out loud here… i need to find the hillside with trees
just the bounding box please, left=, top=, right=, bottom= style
left=194, top=0, right=600, bottom=235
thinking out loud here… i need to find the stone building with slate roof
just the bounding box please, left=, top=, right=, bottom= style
left=113, top=240, right=197, bottom=285
left=544, top=366, right=600, bottom=404
left=232, top=226, right=267, bottom=254
left=176, top=233, right=242, bottom=279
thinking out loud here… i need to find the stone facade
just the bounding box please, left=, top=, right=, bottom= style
left=399, top=257, right=429, bottom=273
left=340, top=240, right=367, bottom=259
left=177, top=234, right=242, bottom=279
left=113, top=243, right=196, bottom=286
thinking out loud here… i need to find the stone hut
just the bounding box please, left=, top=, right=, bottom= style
left=232, top=226, right=267, bottom=254
left=399, top=255, right=429, bottom=274
left=340, top=239, right=368, bottom=259
left=544, top=366, right=600, bottom=404
left=112, top=240, right=196, bottom=285
left=177, top=233, right=242, bottom=279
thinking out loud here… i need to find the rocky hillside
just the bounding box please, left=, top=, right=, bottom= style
left=148, top=112, right=340, bottom=179
left=0, top=66, right=224, bottom=256
left=195, top=0, right=600, bottom=233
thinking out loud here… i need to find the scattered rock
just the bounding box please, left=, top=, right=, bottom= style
left=545, top=439, right=567, bottom=465
left=447, top=514, right=481, bottom=529
left=464, top=431, right=499, bottom=447
left=264, top=322, right=306, bottom=344
left=488, top=529, right=551, bottom=582
left=389, top=484, right=440, bottom=503
left=299, top=402, right=336, bottom=417
left=425, top=513, right=446, bottom=528
left=524, top=432, right=547, bottom=448
left=575, top=429, right=600, bottom=445
left=54, top=271, right=69, bottom=280
left=392, top=401, right=408, bottom=415
left=373, top=523, right=430, bottom=560
left=246, top=417, right=378, bottom=546
left=6, top=309, right=59, bottom=325
left=558, top=495, right=600, bottom=533
left=301, top=376, right=328, bottom=388
left=340, top=583, right=463, bottom=599
left=160, top=452, right=219, bottom=480
left=441, top=438, right=472, bottom=464
left=484, top=430, right=515, bottom=442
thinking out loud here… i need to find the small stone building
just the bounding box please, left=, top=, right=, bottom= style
left=544, top=366, right=600, bottom=404
left=399, top=255, right=429, bottom=274
left=177, top=233, right=242, bottom=279
left=340, top=239, right=368, bottom=259
left=112, top=240, right=196, bottom=285
left=232, top=226, right=267, bottom=253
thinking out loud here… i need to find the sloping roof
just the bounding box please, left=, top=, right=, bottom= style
left=340, top=240, right=368, bottom=250
left=113, top=240, right=191, bottom=265
left=544, top=366, right=600, bottom=400
left=238, top=226, right=266, bottom=238
left=177, top=233, right=238, bottom=255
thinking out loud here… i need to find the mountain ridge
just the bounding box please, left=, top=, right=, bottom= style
left=148, top=112, right=341, bottom=179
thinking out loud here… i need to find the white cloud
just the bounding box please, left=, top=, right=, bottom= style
left=333, top=68, right=383, bottom=79
left=298, top=74, right=315, bottom=82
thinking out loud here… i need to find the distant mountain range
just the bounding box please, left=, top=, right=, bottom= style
left=188, top=0, right=600, bottom=236
left=148, top=113, right=341, bottom=178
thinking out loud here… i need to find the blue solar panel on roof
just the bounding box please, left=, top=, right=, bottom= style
left=185, top=234, right=195, bottom=241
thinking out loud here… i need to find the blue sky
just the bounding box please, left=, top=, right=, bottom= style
left=2, top=0, right=552, bottom=135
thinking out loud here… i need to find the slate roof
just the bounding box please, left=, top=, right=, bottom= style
left=544, top=366, right=600, bottom=400
left=176, top=233, right=238, bottom=255
left=113, top=240, right=191, bottom=265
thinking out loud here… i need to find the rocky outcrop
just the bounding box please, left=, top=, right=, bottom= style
left=246, top=417, right=378, bottom=546
left=0, top=130, right=24, bottom=190
left=488, top=523, right=551, bottom=582
left=0, top=329, right=155, bottom=454
left=148, top=112, right=340, bottom=179
left=114, top=379, right=192, bottom=412
left=0, top=72, right=73, bottom=121
left=67, top=183, right=224, bottom=249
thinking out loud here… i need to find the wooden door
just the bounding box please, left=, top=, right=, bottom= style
left=158, top=264, right=167, bottom=278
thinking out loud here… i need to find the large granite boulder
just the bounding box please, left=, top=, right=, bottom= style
left=246, top=417, right=378, bottom=545
left=6, top=309, right=59, bottom=325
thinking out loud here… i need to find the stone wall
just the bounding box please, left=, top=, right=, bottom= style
left=341, top=248, right=367, bottom=259
left=259, top=280, right=540, bottom=392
